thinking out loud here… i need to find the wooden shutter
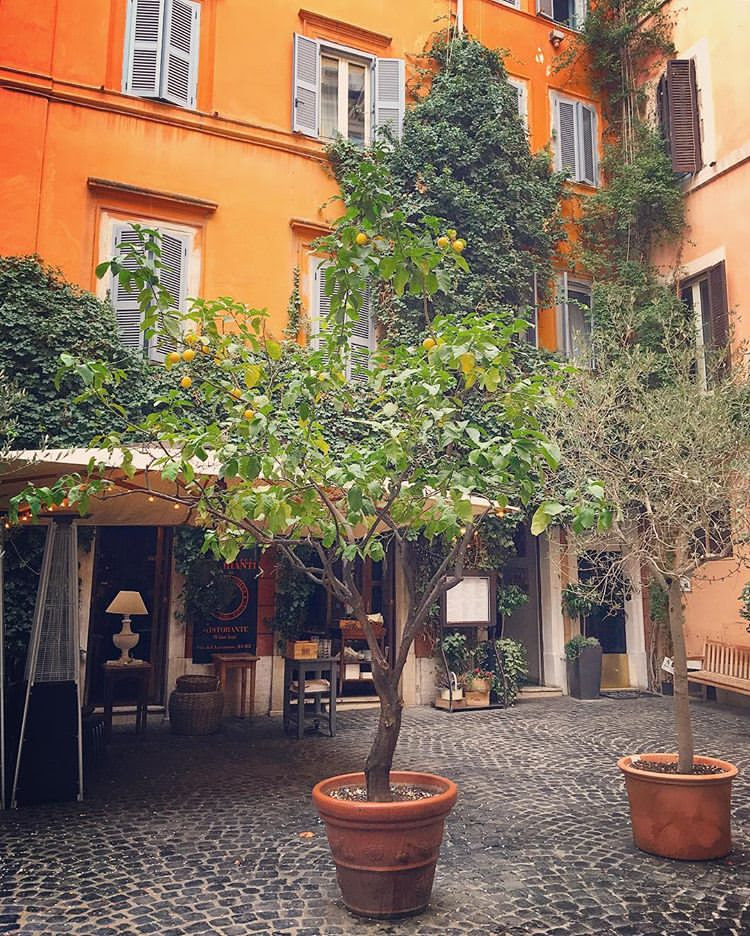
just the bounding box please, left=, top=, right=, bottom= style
left=537, top=0, right=554, bottom=18
left=161, top=0, right=200, bottom=108
left=123, top=0, right=164, bottom=98
left=311, top=261, right=330, bottom=364
left=666, top=59, right=702, bottom=174
left=293, top=34, right=319, bottom=136
left=555, top=98, right=578, bottom=177
left=349, top=290, right=374, bottom=383
left=577, top=103, right=597, bottom=185
left=374, top=59, right=405, bottom=140
left=111, top=225, right=147, bottom=353
left=707, top=261, right=730, bottom=357
left=151, top=231, right=188, bottom=361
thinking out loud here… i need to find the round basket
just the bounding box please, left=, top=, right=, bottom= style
left=176, top=674, right=220, bottom=693
left=168, top=689, right=224, bottom=735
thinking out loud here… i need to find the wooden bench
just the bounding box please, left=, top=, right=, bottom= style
left=688, top=640, right=750, bottom=698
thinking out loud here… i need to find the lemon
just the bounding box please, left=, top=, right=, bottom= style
left=355, top=231, right=369, bottom=246
left=437, top=236, right=450, bottom=249
left=166, top=351, right=181, bottom=365
left=179, top=376, right=193, bottom=389
left=422, top=337, right=436, bottom=351
left=452, top=239, right=466, bottom=253
left=182, top=349, right=196, bottom=362
left=243, top=408, right=255, bottom=421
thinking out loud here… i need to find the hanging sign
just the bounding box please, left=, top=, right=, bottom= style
left=191, top=549, right=259, bottom=662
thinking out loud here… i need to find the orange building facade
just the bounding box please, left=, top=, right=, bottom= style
left=646, top=0, right=750, bottom=669
left=0, top=0, right=602, bottom=709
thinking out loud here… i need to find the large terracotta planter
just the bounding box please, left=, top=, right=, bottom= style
left=312, top=770, right=458, bottom=919
left=618, top=753, right=738, bottom=860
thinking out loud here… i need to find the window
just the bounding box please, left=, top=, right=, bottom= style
left=537, top=0, right=587, bottom=30
left=311, top=262, right=374, bottom=383
left=658, top=59, right=702, bottom=174
left=552, top=93, right=598, bottom=186
left=293, top=35, right=405, bottom=143
left=681, top=262, right=729, bottom=385
left=111, top=223, right=190, bottom=362
left=507, top=77, right=529, bottom=129
left=123, top=0, right=200, bottom=109
left=558, top=274, right=592, bottom=362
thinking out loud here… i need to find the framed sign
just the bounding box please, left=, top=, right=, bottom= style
left=444, top=571, right=496, bottom=628
left=191, top=549, right=259, bottom=662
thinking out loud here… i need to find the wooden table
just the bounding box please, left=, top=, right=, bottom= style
left=102, top=660, right=152, bottom=741
left=212, top=653, right=259, bottom=718
left=283, top=657, right=337, bottom=739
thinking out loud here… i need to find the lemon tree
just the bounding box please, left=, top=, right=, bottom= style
left=13, top=148, right=571, bottom=801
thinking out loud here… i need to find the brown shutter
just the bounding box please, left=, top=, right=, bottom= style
left=707, top=261, right=730, bottom=363
left=666, top=59, right=702, bottom=174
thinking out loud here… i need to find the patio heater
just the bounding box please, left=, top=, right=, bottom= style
left=11, top=519, right=83, bottom=808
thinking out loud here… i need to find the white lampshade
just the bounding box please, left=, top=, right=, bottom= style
left=105, top=590, right=148, bottom=616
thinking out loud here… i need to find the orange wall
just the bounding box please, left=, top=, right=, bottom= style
left=0, top=0, right=597, bottom=344
left=649, top=1, right=750, bottom=651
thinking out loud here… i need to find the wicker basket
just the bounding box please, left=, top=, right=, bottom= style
left=168, top=689, right=224, bottom=735
left=176, top=674, right=220, bottom=693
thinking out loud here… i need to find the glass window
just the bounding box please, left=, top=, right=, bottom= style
left=318, top=52, right=371, bottom=144
left=320, top=56, right=339, bottom=141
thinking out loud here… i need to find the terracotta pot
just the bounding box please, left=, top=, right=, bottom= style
left=312, top=770, right=458, bottom=919
left=618, top=753, right=738, bottom=860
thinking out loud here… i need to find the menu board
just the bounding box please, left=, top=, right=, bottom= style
left=445, top=575, right=491, bottom=625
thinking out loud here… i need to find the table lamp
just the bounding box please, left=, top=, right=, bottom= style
left=105, top=590, right=148, bottom=664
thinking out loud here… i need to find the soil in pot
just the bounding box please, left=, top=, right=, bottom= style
left=618, top=753, right=738, bottom=860
left=312, top=770, right=458, bottom=920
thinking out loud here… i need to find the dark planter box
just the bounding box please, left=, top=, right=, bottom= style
left=567, top=645, right=602, bottom=699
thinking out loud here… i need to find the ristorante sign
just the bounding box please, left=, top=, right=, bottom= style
left=191, top=550, right=259, bottom=663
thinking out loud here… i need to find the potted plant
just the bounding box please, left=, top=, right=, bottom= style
left=18, top=152, right=575, bottom=918
left=564, top=634, right=602, bottom=700
left=435, top=632, right=470, bottom=704
left=463, top=667, right=493, bottom=705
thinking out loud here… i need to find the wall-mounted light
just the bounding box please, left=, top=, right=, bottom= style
left=549, top=29, right=566, bottom=49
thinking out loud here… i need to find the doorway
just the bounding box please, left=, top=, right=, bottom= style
left=578, top=552, right=629, bottom=689
left=85, top=527, right=172, bottom=705
left=501, top=526, right=543, bottom=684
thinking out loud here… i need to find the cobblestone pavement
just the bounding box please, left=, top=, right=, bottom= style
left=2, top=696, right=750, bottom=935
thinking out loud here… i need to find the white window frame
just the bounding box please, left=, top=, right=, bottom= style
left=537, top=0, right=588, bottom=31
left=681, top=275, right=711, bottom=390
left=310, top=260, right=375, bottom=383
left=508, top=76, right=529, bottom=129
left=122, top=0, right=201, bottom=109
left=493, top=0, right=521, bottom=7
left=97, top=213, right=198, bottom=362
left=319, top=49, right=372, bottom=145
left=557, top=273, right=592, bottom=362
left=551, top=91, right=599, bottom=186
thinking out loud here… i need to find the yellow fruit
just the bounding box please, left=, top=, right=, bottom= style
left=185, top=333, right=198, bottom=345
left=179, top=376, right=193, bottom=389
left=459, top=352, right=476, bottom=374
left=355, top=231, right=369, bottom=246
left=182, top=349, right=196, bottom=362
left=229, top=387, right=242, bottom=399
left=243, top=408, right=255, bottom=421
left=447, top=229, right=457, bottom=240
left=422, top=337, right=436, bottom=351
left=452, top=239, right=466, bottom=253
left=437, top=236, right=450, bottom=249
left=166, top=351, right=181, bottom=365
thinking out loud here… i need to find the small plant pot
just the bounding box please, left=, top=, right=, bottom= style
left=618, top=753, right=738, bottom=860
left=439, top=687, right=463, bottom=701
left=566, top=644, right=602, bottom=699
left=312, top=770, right=458, bottom=919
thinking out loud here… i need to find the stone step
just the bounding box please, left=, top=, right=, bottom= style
left=517, top=685, right=563, bottom=701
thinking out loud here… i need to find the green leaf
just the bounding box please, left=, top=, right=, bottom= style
left=266, top=339, right=282, bottom=361
left=530, top=505, right=551, bottom=537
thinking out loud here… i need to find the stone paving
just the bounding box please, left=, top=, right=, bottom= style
left=2, top=696, right=750, bottom=935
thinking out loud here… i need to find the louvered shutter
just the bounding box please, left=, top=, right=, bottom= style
left=151, top=231, right=188, bottom=361
left=707, top=262, right=729, bottom=373
left=374, top=58, right=405, bottom=140
left=657, top=73, right=670, bottom=142
left=557, top=272, right=569, bottom=356
left=123, top=0, right=164, bottom=98
left=666, top=59, right=702, bottom=174
left=536, top=0, right=554, bottom=17
left=311, top=262, right=330, bottom=365
left=349, top=289, right=373, bottom=383
left=526, top=272, right=539, bottom=348
left=161, top=0, right=200, bottom=108
left=577, top=102, right=597, bottom=185
left=293, top=34, right=319, bottom=136
left=555, top=98, right=578, bottom=177
left=111, top=225, right=147, bottom=353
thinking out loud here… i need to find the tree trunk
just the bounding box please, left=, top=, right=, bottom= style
left=668, top=578, right=694, bottom=773
left=364, top=664, right=403, bottom=801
